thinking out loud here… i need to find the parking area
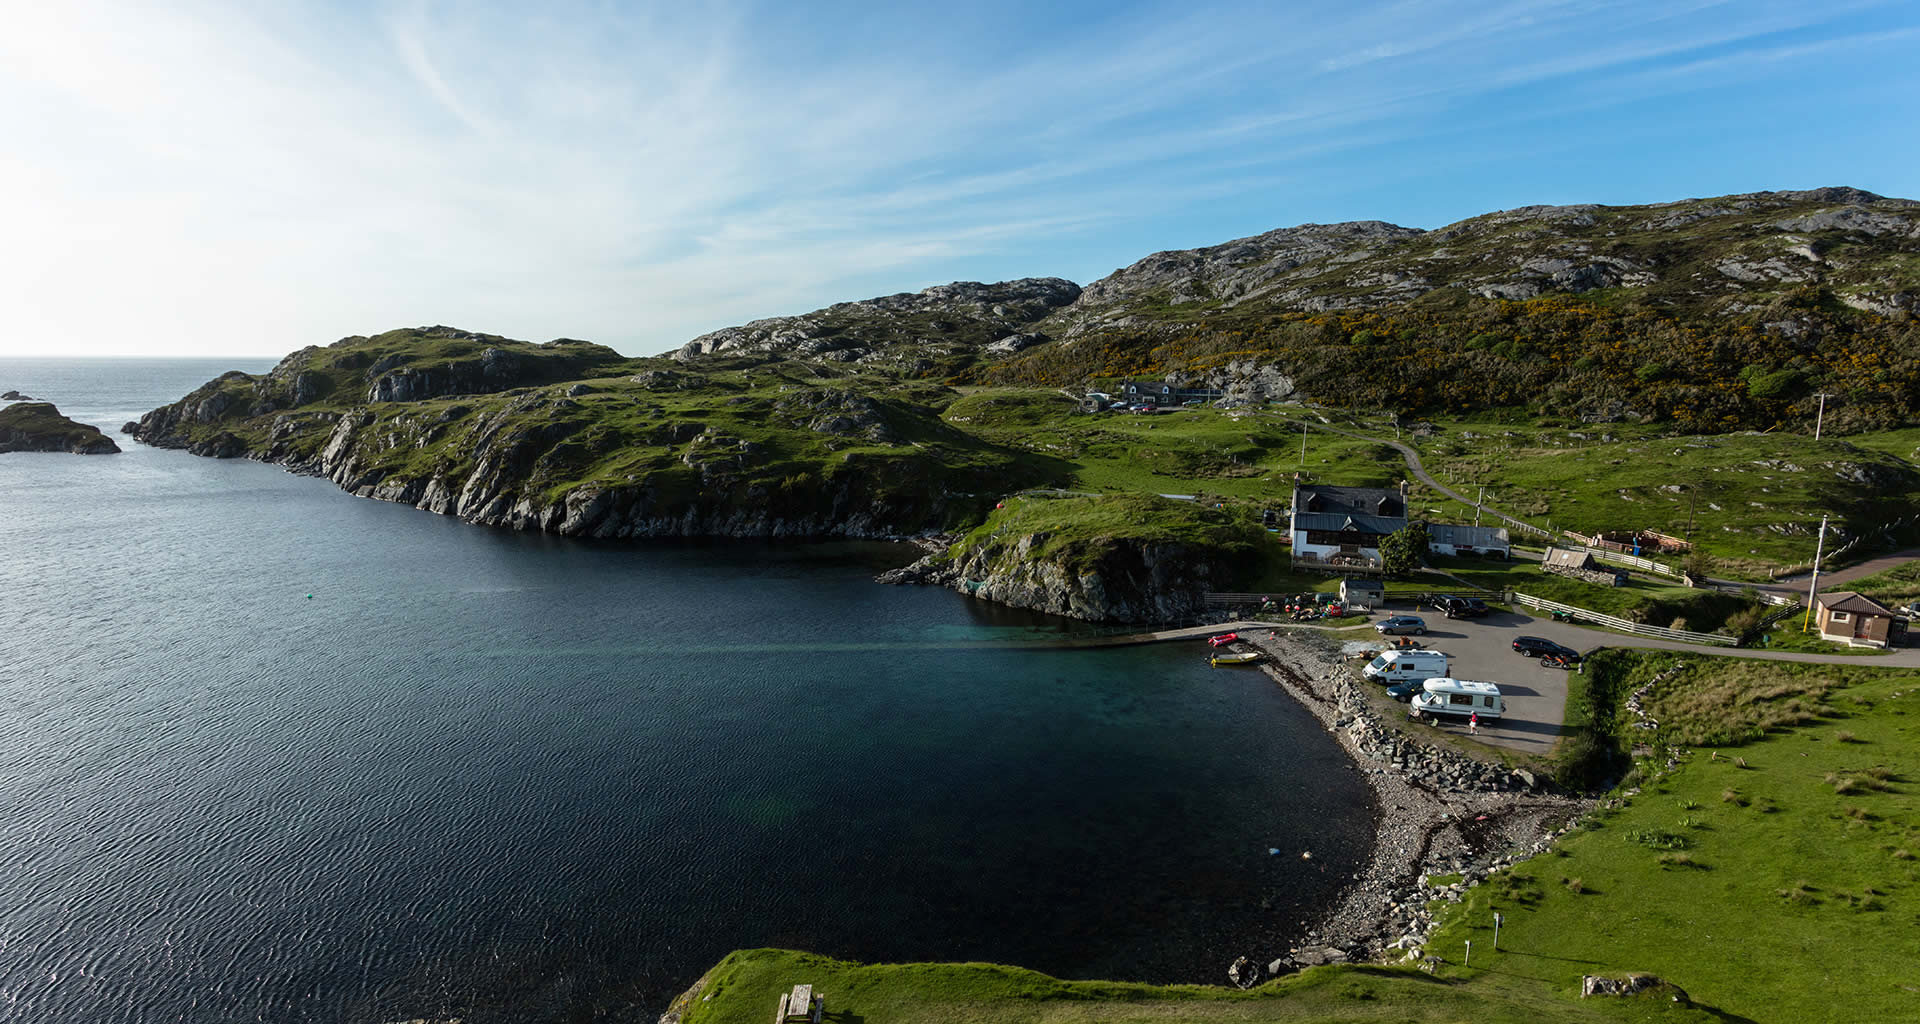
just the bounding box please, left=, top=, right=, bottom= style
left=1361, top=607, right=1596, bottom=756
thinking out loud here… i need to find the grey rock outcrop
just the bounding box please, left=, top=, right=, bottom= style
left=901, top=533, right=1229, bottom=623
left=673, top=278, right=1080, bottom=361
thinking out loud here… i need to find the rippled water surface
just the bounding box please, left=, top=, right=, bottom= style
left=0, top=359, right=1374, bottom=1023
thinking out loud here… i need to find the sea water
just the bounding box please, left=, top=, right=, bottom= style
left=0, top=358, right=1373, bottom=1023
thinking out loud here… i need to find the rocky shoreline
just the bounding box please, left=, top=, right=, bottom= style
left=1235, top=628, right=1592, bottom=981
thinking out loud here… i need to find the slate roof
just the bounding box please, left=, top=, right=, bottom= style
left=1292, top=512, right=1405, bottom=535
left=1292, top=484, right=1407, bottom=520
left=1427, top=523, right=1511, bottom=548
left=1818, top=591, right=1897, bottom=617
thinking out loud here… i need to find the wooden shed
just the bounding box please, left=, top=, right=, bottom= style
left=1815, top=592, right=1899, bottom=648
left=1340, top=577, right=1386, bottom=610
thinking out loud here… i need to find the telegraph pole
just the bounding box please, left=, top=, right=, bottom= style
left=1475, top=486, right=1485, bottom=527
left=1813, top=393, right=1834, bottom=441
left=1299, top=419, right=1307, bottom=470
left=1802, top=514, right=1829, bottom=633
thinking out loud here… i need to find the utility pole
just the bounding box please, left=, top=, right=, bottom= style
left=1813, top=393, right=1834, bottom=441
left=1475, top=486, right=1485, bottom=528
left=1299, top=419, right=1307, bottom=470
left=1687, top=487, right=1697, bottom=540
left=1802, top=514, right=1829, bottom=633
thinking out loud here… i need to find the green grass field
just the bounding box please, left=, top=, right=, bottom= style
left=1430, top=652, right=1920, bottom=1023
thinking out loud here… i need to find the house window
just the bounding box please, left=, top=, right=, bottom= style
left=1831, top=611, right=1850, bottom=623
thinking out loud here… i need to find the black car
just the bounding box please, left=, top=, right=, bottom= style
left=1386, top=678, right=1430, bottom=702
left=1512, top=635, right=1580, bottom=662
left=1433, top=594, right=1491, bottom=618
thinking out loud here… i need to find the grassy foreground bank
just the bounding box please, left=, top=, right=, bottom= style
left=669, top=949, right=1720, bottom=1023
left=673, top=652, right=1920, bottom=1024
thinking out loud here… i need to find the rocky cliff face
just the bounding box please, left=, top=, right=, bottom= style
left=941, top=533, right=1221, bottom=622
left=883, top=534, right=1225, bottom=623
left=0, top=402, right=120, bottom=454
left=130, top=331, right=1026, bottom=542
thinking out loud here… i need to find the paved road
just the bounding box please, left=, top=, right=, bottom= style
left=1359, top=608, right=1578, bottom=756
left=1348, top=602, right=1920, bottom=756
left=1763, top=546, right=1920, bottom=591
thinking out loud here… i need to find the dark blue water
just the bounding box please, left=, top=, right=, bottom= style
left=0, top=359, right=1374, bottom=1023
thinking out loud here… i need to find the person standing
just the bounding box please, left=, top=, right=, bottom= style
left=1468, top=711, right=1479, bottom=736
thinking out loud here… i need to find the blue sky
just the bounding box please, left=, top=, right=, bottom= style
left=3, top=0, right=1917, bottom=357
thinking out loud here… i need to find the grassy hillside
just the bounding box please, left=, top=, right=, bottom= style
left=988, top=293, right=1920, bottom=432
left=944, top=391, right=1406, bottom=499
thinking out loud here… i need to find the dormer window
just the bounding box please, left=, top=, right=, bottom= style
left=1377, top=496, right=1400, bottom=516
left=1305, top=494, right=1323, bottom=512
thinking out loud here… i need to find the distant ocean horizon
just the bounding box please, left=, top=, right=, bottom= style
left=0, top=358, right=1374, bottom=1023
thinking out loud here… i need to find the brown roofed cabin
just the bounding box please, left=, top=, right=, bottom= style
left=1815, top=592, right=1900, bottom=648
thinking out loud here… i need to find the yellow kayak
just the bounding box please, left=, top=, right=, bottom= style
left=1210, top=651, right=1263, bottom=666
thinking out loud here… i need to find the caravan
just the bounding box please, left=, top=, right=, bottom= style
left=1409, top=678, right=1505, bottom=720
left=1362, top=649, right=1449, bottom=685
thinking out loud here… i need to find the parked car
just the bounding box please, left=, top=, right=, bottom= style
left=1386, top=677, right=1430, bottom=702
left=1511, top=635, right=1580, bottom=662
left=1375, top=615, right=1428, bottom=636
left=1432, top=594, right=1490, bottom=618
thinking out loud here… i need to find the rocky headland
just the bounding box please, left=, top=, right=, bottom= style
left=0, top=401, right=121, bottom=454
left=126, top=185, right=1920, bottom=625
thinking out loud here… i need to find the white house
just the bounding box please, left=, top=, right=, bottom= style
left=1426, top=523, right=1511, bottom=558
left=1289, top=483, right=1408, bottom=566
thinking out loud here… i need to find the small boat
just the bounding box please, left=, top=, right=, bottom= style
left=1207, top=632, right=1240, bottom=647
left=1210, top=651, right=1263, bottom=665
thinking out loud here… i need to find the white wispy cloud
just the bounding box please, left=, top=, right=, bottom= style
left=0, top=0, right=1912, bottom=357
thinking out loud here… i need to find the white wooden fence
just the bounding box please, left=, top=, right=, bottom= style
left=1582, top=547, right=1680, bottom=577
left=1510, top=592, right=1740, bottom=647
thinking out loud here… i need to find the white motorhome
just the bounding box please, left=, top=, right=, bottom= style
left=1410, top=678, right=1505, bottom=719
left=1362, top=649, right=1450, bottom=684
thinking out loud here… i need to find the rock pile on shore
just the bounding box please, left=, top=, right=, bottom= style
left=1246, top=631, right=1592, bottom=972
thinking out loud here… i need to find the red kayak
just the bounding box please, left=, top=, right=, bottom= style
left=1208, top=632, right=1239, bottom=647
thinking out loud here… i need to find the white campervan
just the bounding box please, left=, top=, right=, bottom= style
left=1362, top=649, right=1450, bottom=685
left=1410, top=678, right=1505, bottom=719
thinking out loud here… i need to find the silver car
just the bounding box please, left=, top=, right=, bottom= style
left=1375, top=615, right=1428, bottom=636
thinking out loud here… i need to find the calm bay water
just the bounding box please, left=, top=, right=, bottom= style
left=0, top=359, right=1374, bottom=1023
